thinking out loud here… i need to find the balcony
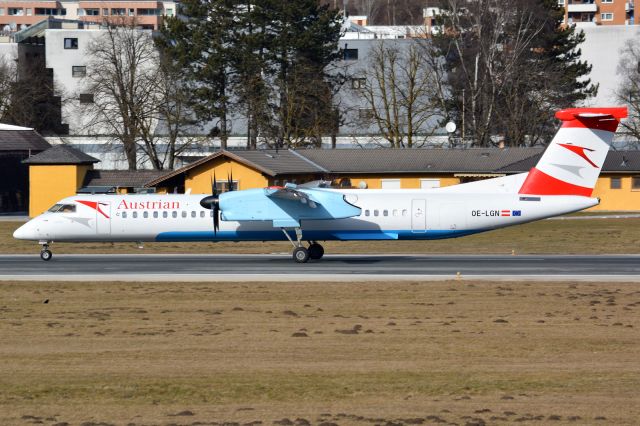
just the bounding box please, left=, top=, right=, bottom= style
left=567, top=3, right=597, bottom=13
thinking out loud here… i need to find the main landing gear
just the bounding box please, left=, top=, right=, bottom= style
left=281, top=228, right=324, bottom=263
left=40, top=241, right=52, bottom=261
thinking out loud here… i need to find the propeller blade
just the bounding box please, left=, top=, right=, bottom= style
left=228, top=170, right=234, bottom=192
left=213, top=172, right=218, bottom=197
left=213, top=204, right=219, bottom=234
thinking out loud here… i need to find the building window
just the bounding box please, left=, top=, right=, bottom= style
left=64, top=38, right=78, bottom=49
left=85, top=8, right=99, bottom=15
left=165, top=8, right=173, bottom=16
left=8, top=8, right=24, bottom=16
left=0, top=8, right=4, bottom=15
left=358, top=108, right=374, bottom=120
left=601, top=0, right=613, bottom=3
left=26, top=8, right=32, bottom=16
left=103, top=8, right=108, bottom=15
left=610, top=177, right=621, bottom=189
left=601, top=13, right=613, bottom=21
left=72, top=66, right=86, bottom=78
left=420, top=179, right=441, bottom=189
left=632, top=176, right=640, bottom=190
left=343, top=48, right=358, bottom=60
left=79, top=93, right=94, bottom=103
left=215, top=180, right=238, bottom=192
left=128, top=8, right=134, bottom=16
left=351, top=77, right=366, bottom=89
left=111, top=8, right=126, bottom=15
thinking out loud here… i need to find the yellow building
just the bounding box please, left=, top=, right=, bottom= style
left=24, top=145, right=100, bottom=217
left=24, top=147, right=640, bottom=217
left=147, top=148, right=640, bottom=212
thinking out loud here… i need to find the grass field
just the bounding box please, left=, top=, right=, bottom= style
left=3, top=217, right=640, bottom=255
left=1, top=280, right=639, bottom=425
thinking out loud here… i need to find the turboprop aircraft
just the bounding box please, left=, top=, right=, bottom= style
left=14, top=107, right=627, bottom=262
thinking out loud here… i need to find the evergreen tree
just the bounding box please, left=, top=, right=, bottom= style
left=159, top=0, right=236, bottom=149
left=432, top=0, right=596, bottom=146
left=160, top=0, right=343, bottom=149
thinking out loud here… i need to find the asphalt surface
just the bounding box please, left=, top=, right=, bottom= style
left=0, top=254, right=639, bottom=281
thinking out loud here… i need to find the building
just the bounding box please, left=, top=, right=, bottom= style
left=0, top=0, right=176, bottom=32
left=0, top=124, right=50, bottom=213
left=560, top=0, right=639, bottom=26
left=144, top=148, right=640, bottom=212
left=22, top=147, right=640, bottom=217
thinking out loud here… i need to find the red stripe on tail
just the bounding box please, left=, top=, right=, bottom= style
left=518, top=168, right=593, bottom=196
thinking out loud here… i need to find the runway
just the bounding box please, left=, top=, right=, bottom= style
left=1, top=253, right=639, bottom=281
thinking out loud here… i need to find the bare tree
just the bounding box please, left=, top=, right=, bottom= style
left=616, top=38, right=640, bottom=142
left=82, top=18, right=161, bottom=170
left=357, top=41, right=444, bottom=148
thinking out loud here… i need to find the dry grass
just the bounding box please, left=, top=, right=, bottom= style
left=1, top=280, right=639, bottom=425
left=3, top=217, right=640, bottom=255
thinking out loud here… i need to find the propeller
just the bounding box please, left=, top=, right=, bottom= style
left=199, top=172, right=220, bottom=234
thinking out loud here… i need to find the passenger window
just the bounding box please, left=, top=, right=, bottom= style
left=383, top=210, right=388, bottom=216
left=191, top=211, right=196, bottom=218
left=200, top=211, right=205, bottom=218
left=172, top=211, right=177, bottom=218
left=162, top=211, right=168, bottom=218
left=133, top=211, right=138, bottom=219
left=122, top=211, right=127, bottom=218
left=210, top=211, right=213, bottom=217
left=365, top=210, right=370, bottom=217
left=393, top=210, right=398, bottom=216
left=182, top=211, right=187, bottom=218
left=143, top=211, right=148, bottom=218
left=153, top=211, right=158, bottom=218
left=374, top=210, right=379, bottom=217
left=402, top=209, right=408, bottom=216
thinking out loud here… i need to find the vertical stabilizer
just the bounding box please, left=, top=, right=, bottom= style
left=519, top=107, right=627, bottom=196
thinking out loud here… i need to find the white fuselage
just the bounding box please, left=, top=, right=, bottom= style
left=13, top=188, right=598, bottom=243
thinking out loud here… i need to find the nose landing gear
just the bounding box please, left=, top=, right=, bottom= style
left=39, top=241, right=52, bottom=261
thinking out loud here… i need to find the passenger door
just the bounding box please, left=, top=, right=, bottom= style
left=95, top=201, right=111, bottom=236
left=411, top=199, right=427, bottom=233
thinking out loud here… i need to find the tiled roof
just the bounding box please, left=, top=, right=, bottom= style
left=23, top=144, right=100, bottom=165
left=146, top=148, right=640, bottom=188
left=145, top=149, right=323, bottom=186
left=83, top=170, right=167, bottom=187
left=300, top=148, right=545, bottom=173
left=0, top=129, right=51, bottom=152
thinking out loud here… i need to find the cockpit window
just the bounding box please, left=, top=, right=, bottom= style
left=47, top=203, right=76, bottom=213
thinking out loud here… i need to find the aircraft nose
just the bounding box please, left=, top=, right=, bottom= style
left=13, top=222, right=34, bottom=240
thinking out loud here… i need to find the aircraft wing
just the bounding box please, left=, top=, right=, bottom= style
left=220, top=184, right=361, bottom=227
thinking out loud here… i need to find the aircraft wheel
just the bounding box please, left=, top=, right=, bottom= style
left=40, top=249, right=52, bottom=261
left=293, top=246, right=309, bottom=263
left=308, top=243, right=324, bottom=260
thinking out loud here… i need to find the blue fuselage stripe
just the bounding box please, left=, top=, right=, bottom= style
left=154, top=229, right=482, bottom=242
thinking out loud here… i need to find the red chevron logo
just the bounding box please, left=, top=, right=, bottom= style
left=77, top=200, right=110, bottom=219
left=558, top=143, right=597, bottom=168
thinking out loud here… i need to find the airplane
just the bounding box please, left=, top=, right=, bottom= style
left=13, top=106, right=627, bottom=263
